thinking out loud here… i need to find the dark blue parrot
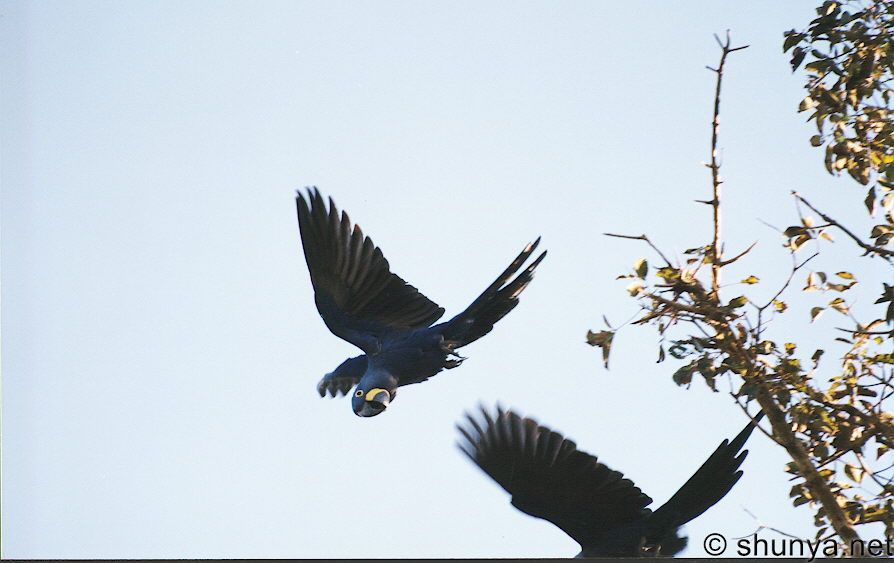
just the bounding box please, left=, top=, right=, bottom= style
left=296, top=188, right=546, bottom=417
left=457, top=405, right=763, bottom=557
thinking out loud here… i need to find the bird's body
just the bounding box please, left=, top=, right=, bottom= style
left=457, top=406, right=763, bottom=557
left=296, top=188, right=546, bottom=416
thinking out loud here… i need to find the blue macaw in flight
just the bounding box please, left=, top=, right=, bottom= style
left=457, top=405, right=763, bottom=557
left=296, top=188, right=546, bottom=417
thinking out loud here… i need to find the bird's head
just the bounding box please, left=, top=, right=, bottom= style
left=352, top=386, right=394, bottom=417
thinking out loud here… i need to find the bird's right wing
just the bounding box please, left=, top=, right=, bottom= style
left=456, top=406, right=653, bottom=548
left=296, top=188, right=445, bottom=353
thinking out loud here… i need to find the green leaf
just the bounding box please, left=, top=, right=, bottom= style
left=633, top=258, right=648, bottom=280
left=792, top=48, right=807, bottom=72
left=865, top=186, right=877, bottom=215
left=728, top=296, right=748, bottom=308
left=738, top=381, right=758, bottom=398
left=810, top=134, right=823, bottom=147
left=783, top=31, right=804, bottom=52
left=741, top=275, right=760, bottom=285
left=672, top=365, right=693, bottom=386
left=656, top=267, right=679, bottom=280
left=810, top=306, right=825, bottom=322
left=586, top=329, right=615, bottom=369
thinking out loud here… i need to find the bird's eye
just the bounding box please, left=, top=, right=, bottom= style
left=355, top=390, right=363, bottom=397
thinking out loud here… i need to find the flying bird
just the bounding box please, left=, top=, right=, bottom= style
left=295, top=188, right=546, bottom=417
left=457, top=405, right=763, bottom=557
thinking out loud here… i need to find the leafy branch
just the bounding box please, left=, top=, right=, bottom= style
left=590, top=22, right=894, bottom=548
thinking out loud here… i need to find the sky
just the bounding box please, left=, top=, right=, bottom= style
left=2, top=0, right=889, bottom=558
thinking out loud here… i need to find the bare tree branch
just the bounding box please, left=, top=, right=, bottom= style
left=706, top=31, right=750, bottom=298
left=603, top=232, right=674, bottom=266
left=793, top=191, right=894, bottom=262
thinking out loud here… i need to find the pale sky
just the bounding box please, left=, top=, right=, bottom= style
left=2, top=1, right=887, bottom=558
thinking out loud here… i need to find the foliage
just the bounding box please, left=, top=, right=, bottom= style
left=786, top=0, right=894, bottom=234
left=590, top=17, right=894, bottom=549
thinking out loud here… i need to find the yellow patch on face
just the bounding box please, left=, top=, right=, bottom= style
left=365, top=388, right=388, bottom=401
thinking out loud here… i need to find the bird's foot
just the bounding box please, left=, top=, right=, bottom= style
left=444, top=357, right=466, bottom=369
left=444, top=348, right=467, bottom=369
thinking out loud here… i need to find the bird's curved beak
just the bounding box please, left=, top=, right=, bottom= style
left=355, top=388, right=391, bottom=417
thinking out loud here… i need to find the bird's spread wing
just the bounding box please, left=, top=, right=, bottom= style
left=296, top=188, right=445, bottom=353
left=441, top=238, right=546, bottom=347
left=457, top=406, right=652, bottom=547
left=651, top=412, right=763, bottom=528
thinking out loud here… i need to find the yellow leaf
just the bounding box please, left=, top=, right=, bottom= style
left=829, top=297, right=849, bottom=314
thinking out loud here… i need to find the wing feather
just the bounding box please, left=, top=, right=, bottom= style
left=296, top=188, right=445, bottom=352
left=457, top=405, right=653, bottom=547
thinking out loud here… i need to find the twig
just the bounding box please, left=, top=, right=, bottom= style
left=856, top=452, right=889, bottom=492
left=836, top=327, right=894, bottom=336
left=793, top=191, right=894, bottom=262
left=719, top=241, right=758, bottom=266
left=604, top=232, right=674, bottom=266
left=755, top=252, right=819, bottom=312
left=733, top=507, right=804, bottom=541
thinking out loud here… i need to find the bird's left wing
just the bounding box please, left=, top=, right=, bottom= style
left=296, top=188, right=445, bottom=353
left=650, top=412, right=763, bottom=527
left=457, top=405, right=653, bottom=548
left=317, top=372, right=361, bottom=398
left=316, top=356, right=367, bottom=398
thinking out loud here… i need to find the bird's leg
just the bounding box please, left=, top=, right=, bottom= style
left=440, top=339, right=467, bottom=369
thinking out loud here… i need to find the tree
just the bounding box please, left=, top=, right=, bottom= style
left=589, top=4, right=894, bottom=551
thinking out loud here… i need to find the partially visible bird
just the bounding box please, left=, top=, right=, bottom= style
left=457, top=405, right=763, bottom=557
left=295, top=188, right=546, bottom=417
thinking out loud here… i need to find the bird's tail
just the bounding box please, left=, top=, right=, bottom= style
left=647, top=412, right=764, bottom=547
left=439, top=238, right=546, bottom=349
